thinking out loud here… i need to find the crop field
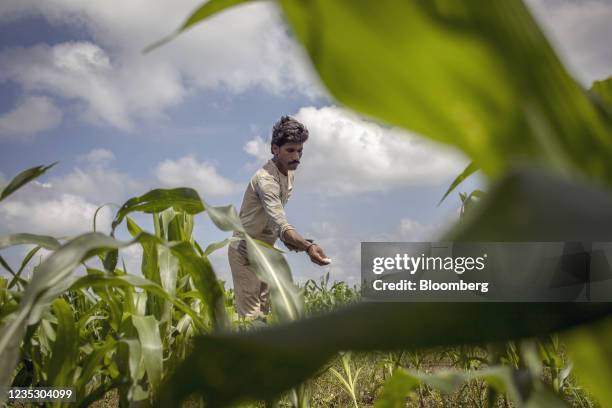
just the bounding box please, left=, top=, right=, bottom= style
left=0, top=190, right=599, bottom=408
left=3, top=0, right=612, bottom=407
left=0, top=168, right=603, bottom=407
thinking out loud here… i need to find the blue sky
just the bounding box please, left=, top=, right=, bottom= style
left=1, top=0, right=611, bottom=285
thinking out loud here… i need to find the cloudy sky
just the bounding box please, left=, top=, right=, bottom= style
left=0, top=0, right=610, bottom=286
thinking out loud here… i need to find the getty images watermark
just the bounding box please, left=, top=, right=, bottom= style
left=361, top=242, right=612, bottom=302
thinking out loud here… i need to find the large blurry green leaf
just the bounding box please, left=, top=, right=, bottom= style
left=278, top=0, right=612, bottom=183
left=590, top=77, right=612, bottom=110
left=111, top=188, right=205, bottom=235
left=564, top=318, right=612, bottom=406
left=0, top=162, right=57, bottom=202
left=157, top=301, right=612, bottom=407
left=132, top=315, right=163, bottom=389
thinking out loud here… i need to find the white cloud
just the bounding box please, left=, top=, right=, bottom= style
left=77, top=148, right=115, bottom=167
left=0, top=1, right=325, bottom=130
left=0, top=42, right=183, bottom=130
left=526, top=0, right=612, bottom=84
left=155, top=155, right=237, bottom=197
left=0, top=147, right=145, bottom=236
left=0, top=192, right=112, bottom=236
left=245, top=106, right=468, bottom=195
left=52, top=166, right=142, bottom=205
left=0, top=95, right=62, bottom=137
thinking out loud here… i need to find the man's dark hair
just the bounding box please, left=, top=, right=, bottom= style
left=271, top=116, right=309, bottom=152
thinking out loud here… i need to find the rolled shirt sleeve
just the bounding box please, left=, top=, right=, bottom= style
left=255, top=175, right=294, bottom=241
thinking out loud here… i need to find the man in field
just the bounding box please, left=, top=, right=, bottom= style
left=228, top=115, right=330, bottom=319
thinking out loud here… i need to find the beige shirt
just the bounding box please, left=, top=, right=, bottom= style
left=231, top=159, right=295, bottom=252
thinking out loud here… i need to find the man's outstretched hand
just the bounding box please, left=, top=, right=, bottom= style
left=281, top=229, right=331, bottom=265
left=308, top=244, right=331, bottom=266
left=283, top=240, right=301, bottom=252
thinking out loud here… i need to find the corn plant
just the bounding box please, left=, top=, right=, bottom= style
left=328, top=352, right=363, bottom=408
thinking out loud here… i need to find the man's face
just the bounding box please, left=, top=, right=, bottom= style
left=273, top=142, right=303, bottom=173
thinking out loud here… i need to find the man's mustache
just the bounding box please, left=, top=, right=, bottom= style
left=290, top=160, right=300, bottom=165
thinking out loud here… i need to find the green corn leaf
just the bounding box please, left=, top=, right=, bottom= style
left=74, top=337, right=117, bottom=403
left=245, top=235, right=304, bottom=322
left=438, top=161, right=478, bottom=206
left=0, top=255, right=15, bottom=276
left=127, top=218, right=163, bottom=319
left=8, top=246, right=43, bottom=289
left=111, top=188, right=205, bottom=235
left=47, top=299, right=78, bottom=388
left=277, top=0, right=612, bottom=184
left=144, top=0, right=259, bottom=53
left=132, top=315, right=163, bottom=389
left=157, top=245, right=179, bottom=323
left=0, top=162, right=57, bottom=202
left=117, top=337, right=145, bottom=403
left=0, top=233, right=61, bottom=251
left=203, top=237, right=240, bottom=257
left=169, top=241, right=228, bottom=330
left=203, top=202, right=245, bottom=233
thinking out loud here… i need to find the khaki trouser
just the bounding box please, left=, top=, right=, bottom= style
left=228, top=245, right=270, bottom=319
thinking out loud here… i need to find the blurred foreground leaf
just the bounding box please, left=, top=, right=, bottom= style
left=278, top=0, right=612, bottom=183
left=590, top=77, right=612, bottom=110
left=564, top=318, right=612, bottom=406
